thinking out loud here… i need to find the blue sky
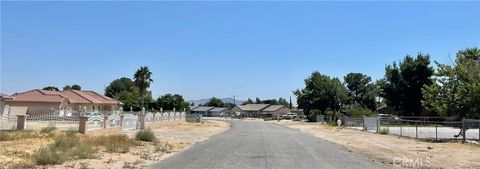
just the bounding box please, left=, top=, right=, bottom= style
left=1, top=1, right=479, bottom=102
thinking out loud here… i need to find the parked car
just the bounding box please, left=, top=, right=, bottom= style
left=281, top=113, right=297, bottom=119
left=372, top=114, right=400, bottom=121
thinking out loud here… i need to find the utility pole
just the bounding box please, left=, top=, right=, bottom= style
left=233, top=95, right=236, bottom=105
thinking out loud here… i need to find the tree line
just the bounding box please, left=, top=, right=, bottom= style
left=104, top=66, right=189, bottom=111
left=295, top=47, right=480, bottom=120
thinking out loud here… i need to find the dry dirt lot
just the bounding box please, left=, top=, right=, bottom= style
left=275, top=120, right=480, bottom=169
left=0, top=120, right=230, bottom=169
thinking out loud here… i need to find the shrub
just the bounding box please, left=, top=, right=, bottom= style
left=32, top=147, right=63, bottom=165
left=344, top=107, right=374, bottom=117
left=72, top=142, right=96, bottom=159
left=0, top=131, right=40, bottom=141
left=40, top=126, right=57, bottom=134
left=135, top=130, right=156, bottom=142
left=85, top=134, right=138, bottom=153
left=49, top=135, right=76, bottom=152
left=379, top=128, right=389, bottom=135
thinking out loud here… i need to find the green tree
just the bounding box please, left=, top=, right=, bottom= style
left=255, top=97, right=263, bottom=104
left=43, top=86, right=59, bottom=91
left=423, top=48, right=480, bottom=119
left=294, top=71, right=347, bottom=121
left=118, top=87, right=141, bottom=111
left=133, top=66, right=153, bottom=108
left=204, top=97, right=225, bottom=107
left=105, top=77, right=135, bottom=99
left=243, top=98, right=254, bottom=105
left=156, top=94, right=189, bottom=111
left=71, top=84, right=81, bottom=90
left=63, top=85, right=71, bottom=90
left=379, top=54, right=433, bottom=116
left=63, top=84, right=82, bottom=91
left=344, top=73, right=378, bottom=111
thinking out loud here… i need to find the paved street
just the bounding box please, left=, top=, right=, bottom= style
left=150, top=119, right=385, bottom=169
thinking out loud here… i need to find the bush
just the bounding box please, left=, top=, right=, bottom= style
left=136, top=130, right=156, bottom=142
left=40, top=126, right=57, bottom=134
left=344, top=107, right=374, bottom=117
left=32, top=147, right=64, bottom=165
left=0, top=131, right=40, bottom=141
left=84, top=134, right=139, bottom=153
left=379, top=128, right=389, bottom=135
left=72, top=142, right=96, bottom=159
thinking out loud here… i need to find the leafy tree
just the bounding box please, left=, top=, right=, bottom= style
left=344, top=73, right=378, bottom=111
left=105, top=77, right=135, bottom=99
left=43, top=86, right=59, bottom=91
left=255, top=97, right=263, bottom=104
left=156, top=94, right=189, bottom=111
left=423, top=48, right=480, bottom=119
left=278, top=98, right=290, bottom=107
left=133, top=66, right=153, bottom=108
left=294, top=71, right=347, bottom=121
left=71, top=84, right=81, bottom=90
left=262, top=99, right=278, bottom=105
left=379, top=54, right=433, bottom=116
left=204, top=97, right=225, bottom=107
left=243, top=98, right=254, bottom=105
left=63, top=84, right=81, bottom=91
left=118, top=87, right=140, bottom=111
left=63, top=85, right=71, bottom=90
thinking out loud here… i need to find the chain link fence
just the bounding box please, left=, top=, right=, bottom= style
left=344, top=117, right=480, bottom=141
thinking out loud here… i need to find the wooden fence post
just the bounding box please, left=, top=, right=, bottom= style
left=79, top=116, right=88, bottom=134
left=16, top=115, right=27, bottom=130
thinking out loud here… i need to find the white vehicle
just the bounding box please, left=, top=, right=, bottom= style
left=281, top=113, right=297, bottom=119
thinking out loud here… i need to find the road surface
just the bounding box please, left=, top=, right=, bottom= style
left=150, top=119, right=385, bottom=169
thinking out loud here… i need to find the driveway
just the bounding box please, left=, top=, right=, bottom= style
left=150, top=119, right=385, bottom=169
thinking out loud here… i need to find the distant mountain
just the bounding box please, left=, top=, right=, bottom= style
left=188, top=97, right=244, bottom=106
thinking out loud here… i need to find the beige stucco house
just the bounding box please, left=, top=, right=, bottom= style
left=4, top=89, right=122, bottom=116
left=231, top=104, right=291, bottom=118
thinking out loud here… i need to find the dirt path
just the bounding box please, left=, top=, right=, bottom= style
left=275, top=120, right=480, bottom=169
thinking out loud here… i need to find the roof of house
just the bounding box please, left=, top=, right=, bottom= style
left=210, top=107, right=229, bottom=112
left=192, top=106, right=215, bottom=112
left=235, top=104, right=270, bottom=111
left=262, top=105, right=286, bottom=112
left=189, top=106, right=199, bottom=110
left=7, top=89, right=65, bottom=103
left=68, top=90, right=120, bottom=104
left=6, top=89, right=121, bottom=105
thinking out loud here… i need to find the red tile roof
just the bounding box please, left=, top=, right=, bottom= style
left=8, top=89, right=65, bottom=103
left=6, top=89, right=122, bottom=105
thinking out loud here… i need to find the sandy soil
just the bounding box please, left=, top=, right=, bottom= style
left=275, top=120, right=480, bottom=169
left=0, top=120, right=230, bottom=169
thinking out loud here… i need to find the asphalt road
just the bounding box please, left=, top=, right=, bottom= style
left=150, top=119, right=384, bottom=169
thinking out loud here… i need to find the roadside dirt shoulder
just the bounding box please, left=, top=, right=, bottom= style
left=276, top=120, right=480, bottom=169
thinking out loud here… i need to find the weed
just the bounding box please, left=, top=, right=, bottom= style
left=379, top=128, right=389, bottom=135
left=72, top=142, right=96, bottom=159
left=32, top=147, right=64, bottom=165
left=40, top=126, right=57, bottom=134
left=135, top=130, right=156, bottom=142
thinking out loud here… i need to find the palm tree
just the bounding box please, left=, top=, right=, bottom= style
left=133, top=66, right=153, bottom=108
